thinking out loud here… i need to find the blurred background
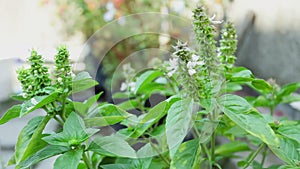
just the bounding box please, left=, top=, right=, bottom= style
left=0, top=0, right=300, bottom=168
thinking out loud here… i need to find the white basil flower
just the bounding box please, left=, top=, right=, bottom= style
left=197, top=60, right=205, bottom=66
left=128, top=82, right=136, bottom=92
left=191, top=54, right=200, bottom=61
left=120, top=81, right=136, bottom=92
left=167, top=58, right=179, bottom=77
left=187, top=61, right=197, bottom=69
left=120, top=82, right=127, bottom=91
left=209, top=14, right=223, bottom=24
left=188, top=69, right=196, bottom=76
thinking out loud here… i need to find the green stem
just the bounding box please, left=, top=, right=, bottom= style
left=54, top=116, right=64, bottom=126
left=261, top=145, right=267, bottom=166
left=210, top=108, right=217, bottom=166
left=167, top=77, right=179, bottom=94
left=194, top=125, right=211, bottom=167
left=60, top=95, right=67, bottom=121
left=193, top=124, right=201, bottom=138
left=202, top=143, right=211, bottom=159
left=83, top=152, right=93, bottom=169
left=270, top=105, right=275, bottom=117
left=201, top=143, right=211, bottom=164
left=243, top=144, right=265, bottom=169
left=211, top=130, right=216, bottom=164
left=149, top=139, right=170, bottom=166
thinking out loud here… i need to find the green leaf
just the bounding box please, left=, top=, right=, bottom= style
left=170, top=139, right=201, bottom=169
left=134, top=70, right=163, bottom=94
left=251, top=79, right=273, bottom=93
left=117, top=99, right=139, bottom=110
left=222, top=82, right=243, bottom=93
left=10, top=94, right=28, bottom=101
left=83, top=92, right=103, bottom=109
left=54, top=149, right=83, bottom=169
left=101, top=164, right=131, bottom=169
left=88, top=135, right=136, bottom=158
left=166, top=98, right=194, bottom=159
left=215, top=141, right=250, bottom=156
left=14, top=115, right=51, bottom=164
left=277, top=82, right=300, bottom=98
left=0, top=104, right=21, bottom=125
left=87, top=104, right=134, bottom=129
left=227, top=67, right=253, bottom=82
left=108, top=158, right=152, bottom=169
left=88, top=104, right=130, bottom=117
left=20, top=116, right=52, bottom=162
left=277, top=123, right=300, bottom=143
left=7, top=155, right=16, bottom=166
left=131, top=100, right=168, bottom=138
left=138, top=82, right=168, bottom=95
left=17, top=145, right=69, bottom=169
left=148, top=124, right=165, bottom=137
left=73, top=92, right=103, bottom=117
left=137, top=143, right=158, bottom=158
left=281, top=94, right=300, bottom=104
left=43, top=112, right=99, bottom=147
left=149, top=159, right=166, bottom=169
left=72, top=71, right=98, bottom=94
left=84, top=116, right=126, bottom=128
left=278, top=165, right=300, bottom=169
left=20, top=92, right=59, bottom=117
left=270, top=136, right=300, bottom=165
left=112, top=92, right=131, bottom=99
left=218, top=94, right=279, bottom=146
left=253, top=95, right=273, bottom=107
left=77, top=162, right=88, bottom=169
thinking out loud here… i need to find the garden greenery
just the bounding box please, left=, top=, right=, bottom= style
left=1, top=6, right=300, bottom=169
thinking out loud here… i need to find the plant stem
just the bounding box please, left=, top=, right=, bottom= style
left=54, top=116, right=64, bottom=126
left=83, top=152, right=93, bottom=169
left=60, top=95, right=67, bottom=121
left=167, top=77, right=179, bottom=94
left=149, top=139, right=170, bottom=166
left=261, top=145, right=267, bottom=166
left=270, top=105, right=275, bottom=117
left=210, top=108, right=217, bottom=167
left=211, top=130, right=216, bottom=164
left=201, top=143, right=211, bottom=167
left=243, top=144, right=264, bottom=169
left=194, top=125, right=211, bottom=167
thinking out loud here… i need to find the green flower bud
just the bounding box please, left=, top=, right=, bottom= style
left=17, top=68, right=32, bottom=97
left=17, top=50, right=51, bottom=98
left=219, top=22, right=238, bottom=69
left=172, top=41, right=193, bottom=62
left=54, top=45, right=72, bottom=93
left=192, top=6, right=218, bottom=71
left=28, top=50, right=51, bottom=96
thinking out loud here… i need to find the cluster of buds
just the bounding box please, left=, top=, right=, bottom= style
left=168, top=41, right=205, bottom=77
left=165, top=6, right=238, bottom=99
left=54, top=46, right=73, bottom=93
left=17, top=46, right=75, bottom=99
left=166, top=41, right=207, bottom=100
left=192, top=6, right=221, bottom=72
left=218, top=22, right=238, bottom=69
left=17, top=50, right=51, bottom=98
left=17, top=68, right=31, bottom=98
